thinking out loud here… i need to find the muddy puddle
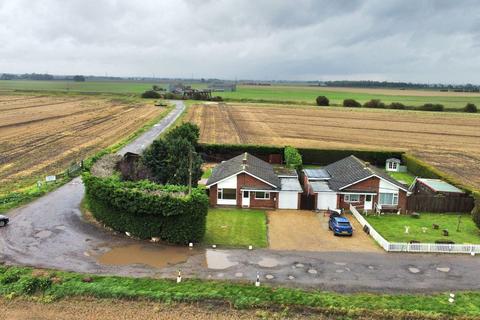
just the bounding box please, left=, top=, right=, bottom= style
left=97, top=244, right=200, bottom=269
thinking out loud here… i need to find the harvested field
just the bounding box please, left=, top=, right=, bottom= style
left=0, top=95, right=163, bottom=192
left=185, top=103, right=480, bottom=190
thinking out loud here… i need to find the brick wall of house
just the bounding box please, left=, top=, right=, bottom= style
left=236, top=173, right=277, bottom=208
left=209, top=184, right=218, bottom=206
left=343, top=177, right=379, bottom=193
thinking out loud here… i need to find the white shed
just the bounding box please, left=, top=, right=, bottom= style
left=385, top=158, right=401, bottom=172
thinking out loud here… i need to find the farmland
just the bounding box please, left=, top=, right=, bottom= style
left=185, top=103, right=480, bottom=191
left=0, top=94, right=164, bottom=193
left=2, top=80, right=480, bottom=109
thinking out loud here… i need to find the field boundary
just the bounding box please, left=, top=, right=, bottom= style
left=350, top=205, right=480, bottom=254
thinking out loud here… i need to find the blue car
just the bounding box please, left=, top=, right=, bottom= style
left=328, top=215, right=353, bottom=236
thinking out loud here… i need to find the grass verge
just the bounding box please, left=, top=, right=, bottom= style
left=204, top=208, right=268, bottom=248
left=387, top=171, right=416, bottom=186
left=365, top=213, right=480, bottom=244
left=1, top=266, right=480, bottom=318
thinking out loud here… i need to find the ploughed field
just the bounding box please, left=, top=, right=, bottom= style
left=0, top=95, right=163, bottom=192
left=186, top=103, right=480, bottom=190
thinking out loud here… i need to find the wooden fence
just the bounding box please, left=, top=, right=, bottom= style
left=407, top=195, right=474, bottom=213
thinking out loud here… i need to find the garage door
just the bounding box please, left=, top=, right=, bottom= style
left=279, top=192, right=298, bottom=209
left=317, top=192, right=337, bottom=210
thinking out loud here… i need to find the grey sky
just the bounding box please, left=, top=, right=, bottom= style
left=0, top=0, right=479, bottom=83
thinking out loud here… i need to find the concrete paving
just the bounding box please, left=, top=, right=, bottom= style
left=1, top=100, right=479, bottom=293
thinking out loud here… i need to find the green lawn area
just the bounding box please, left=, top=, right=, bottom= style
left=387, top=171, right=416, bottom=186
left=204, top=208, right=267, bottom=248
left=366, top=213, right=480, bottom=244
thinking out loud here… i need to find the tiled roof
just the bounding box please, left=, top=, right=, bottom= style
left=324, top=155, right=408, bottom=191
left=206, top=152, right=280, bottom=188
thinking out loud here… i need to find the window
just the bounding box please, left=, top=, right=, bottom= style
left=255, top=191, right=270, bottom=200
left=379, top=193, right=399, bottom=206
left=218, top=188, right=236, bottom=200
left=344, top=194, right=360, bottom=202
left=388, top=162, right=398, bottom=170
left=365, top=195, right=372, bottom=202
left=243, top=191, right=249, bottom=198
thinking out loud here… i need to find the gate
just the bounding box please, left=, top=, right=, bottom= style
left=300, top=194, right=315, bottom=210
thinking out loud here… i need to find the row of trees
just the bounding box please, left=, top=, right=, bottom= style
left=316, top=96, right=478, bottom=113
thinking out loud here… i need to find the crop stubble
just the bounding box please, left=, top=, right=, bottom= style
left=186, top=103, right=480, bottom=190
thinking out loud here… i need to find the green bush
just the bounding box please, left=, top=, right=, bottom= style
left=18, top=277, right=52, bottom=295
left=464, top=103, right=478, bottom=113
left=388, top=102, right=406, bottom=109
left=316, top=95, right=329, bottom=106
left=363, top=99, right=385, bottom=108
left=141, top=90, right=161, bottom=99
left=284, top=146, right=302, bottom=169
left=83, top=173, right=208, bottom=244
left=343, top=99, right=361, bottom=108
left=419, top=103, right=444, bottom=112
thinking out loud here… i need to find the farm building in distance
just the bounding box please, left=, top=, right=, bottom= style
left=208, top=82, right=237, bottom=92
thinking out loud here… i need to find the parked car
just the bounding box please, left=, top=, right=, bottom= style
left=328, top=215, right=353, bottom=236
left=0, top=215, right=9, bottom=227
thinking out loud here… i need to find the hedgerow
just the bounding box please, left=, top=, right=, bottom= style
left=83, top=173, right=208, bottom=244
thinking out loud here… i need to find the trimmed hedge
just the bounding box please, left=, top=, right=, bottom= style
left=83, top=173, right=208, bottom=244
left=197, top=143, right=403, bottom=167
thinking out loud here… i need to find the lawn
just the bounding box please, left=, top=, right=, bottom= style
left=387, top=171, right=416, bottom=186
left=204, top=208, right=268, bottom=248
left=365, top=213, right=480, bottom=244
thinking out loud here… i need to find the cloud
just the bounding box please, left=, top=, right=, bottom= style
left=0, top=0, right=479, bottom=83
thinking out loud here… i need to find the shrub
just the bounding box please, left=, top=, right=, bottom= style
left=363, top=99, right=385, bottom=108
left=18, top=277, right=52, bottom=295
left=210, top=96, right=223, bottom=102
left=343, top=99, right=361, bottom=108
left=464, top=103, right=478, bottom=113
left=284, top=146, right=302, bottom=169
left=83, top=173, right=209, bottom=244
left=316, top=96, right=329, bottom=106
left=141, top=90, right=161, bottom=99
left=388, top=102, right=406, bottom=109
left=419, top=103, right=444, bottom=112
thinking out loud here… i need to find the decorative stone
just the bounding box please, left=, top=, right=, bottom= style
left=307, top=269, right=318, bottom=274
left=288, top=275, right=295, bottom=280
left=336, top=269, right=344, bottom=273
left=295, top=263, right=304, bottom=268
left=334, top=262, right=346, bottom=266
left=368, top=266, right=375, bottom=270
left=265, top=274, right=274, bottom=280
left=436, top=267, right=450, bottom=273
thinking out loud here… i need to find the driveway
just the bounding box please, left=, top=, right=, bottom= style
left=267, top=210, right=381, bottom=252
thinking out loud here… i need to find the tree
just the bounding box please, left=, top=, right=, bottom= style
left=284, top=146, right=302, bottom=170
left=141, top=90, right=161, bottom=99
left=388, top=102, right=406, bottom=109
left=472, top=195, right=480, bottom=229
left=464, top=103, right=478, bottom=113
left=363, top=99, right=385, bottom=108
left=343, top=99, right=361, bottom=108
left=316, top=96, right=329, bottom=106
left=73, top=75, right=85, bottom=82
left=142, top=123, right=203, bottom=186
left=165, top=122, right=200, bottom=147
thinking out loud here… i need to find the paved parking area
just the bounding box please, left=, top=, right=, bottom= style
left=267, top=210, right=382, bottom=252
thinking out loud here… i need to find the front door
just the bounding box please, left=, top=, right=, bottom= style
left=364, top=194, right=373, bottom=211
left=242, top=191, right=250, bottom=208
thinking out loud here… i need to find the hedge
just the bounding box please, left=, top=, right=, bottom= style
left=197, top=143, right=403, bottom=167
left=83, top=173, right=208, bottom=244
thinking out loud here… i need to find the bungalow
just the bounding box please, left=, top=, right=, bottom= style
left=206, top=152, right=302, bottom=209
left=303, top=155, right=409, bottom=213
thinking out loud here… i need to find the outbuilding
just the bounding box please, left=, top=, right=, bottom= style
left=385, top=158, right=401, bottom=172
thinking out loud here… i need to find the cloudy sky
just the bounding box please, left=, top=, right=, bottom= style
left=0, top=0, right=479, bottom=83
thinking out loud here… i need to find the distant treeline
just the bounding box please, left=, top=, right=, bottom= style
left=322, top=80, right=480, bottom=92
left=1, top=73, right=55, bottom=81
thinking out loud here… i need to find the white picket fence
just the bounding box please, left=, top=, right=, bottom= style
left=349, top=205, right=480, bottom=254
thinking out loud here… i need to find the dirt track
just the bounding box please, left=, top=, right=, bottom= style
left=0, top=95, right=163, bottom=192
left=186, top=103, right=480, bottom=190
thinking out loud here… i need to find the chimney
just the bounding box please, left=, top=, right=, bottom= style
left=242, top=152, right=247, bottom=170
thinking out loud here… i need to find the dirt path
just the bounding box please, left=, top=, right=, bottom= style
left=0, top=298, right=328, bottom=320
left=267, top=210, right=382, bottom=252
